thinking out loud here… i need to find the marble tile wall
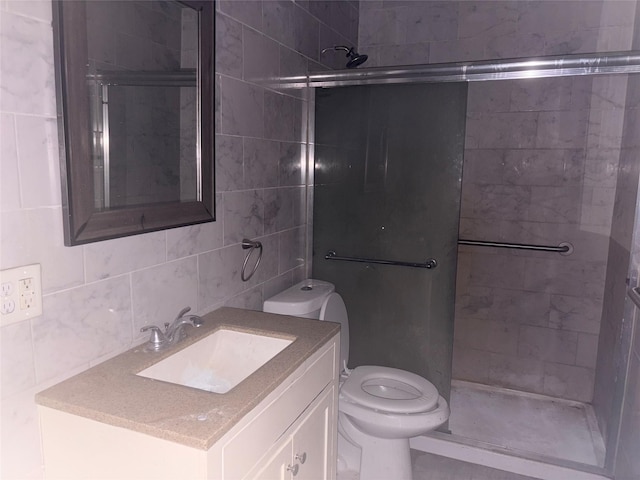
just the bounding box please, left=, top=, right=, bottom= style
left=359, top=1, right=636, bottom=68
left=0, top=1, right=358, bottom=478
left=358, top=1, right=638, bottom=403
left=454, top=78, right=622, bottom=404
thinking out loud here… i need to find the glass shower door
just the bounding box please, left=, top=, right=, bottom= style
left=312, top=83, right=467, bottom=399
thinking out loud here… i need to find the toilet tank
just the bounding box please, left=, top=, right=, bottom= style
left=263, top=280, right=335, bottom=318
left=264, top=279, right=349, bottom=370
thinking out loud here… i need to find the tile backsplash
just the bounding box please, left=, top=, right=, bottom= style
left=0, top=1, right=358, bottom=477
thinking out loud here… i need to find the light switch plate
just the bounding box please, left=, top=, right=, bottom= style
left=1, top=264, right=43, bottom=326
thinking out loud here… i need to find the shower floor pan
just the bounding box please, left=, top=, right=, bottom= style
left=411, top=380, right=609, bottom=480
left=447, top=380, right=605, bottom=467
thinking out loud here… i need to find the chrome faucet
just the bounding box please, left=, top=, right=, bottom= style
left=140, top=307, right=203, bottom=352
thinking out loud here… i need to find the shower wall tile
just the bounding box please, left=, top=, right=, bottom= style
left=587, top=108, right=628, bottom=150
left=468, top=253, right=526, bottom=290
left=32, top=277, right=133, bottom=384
left=456, top=317, right=519, bottom=356
left=456, top=1, right=519, bottom=40
left=292, top=4, right=320, bottom=61
left=1, top=207, right=85, bottom=294
left=399, top=2, right=459, bottom=44
left=465, top=112, right=538, bottom=149
left=576, top=333, right=600, bottom=368
left=535, top=111, right=589, bottom=149
left=549, top=295, right=603, bottom=335
left=224, top=285, right=264, bottom=311
left=452, top=347, right=490, bottom=384
left=523, top=258, right=606, bottom=298
left=243, top=27, right=279, bottom=84
left=14, top=115, right=61, bottom=208
left=584, top=148, right=622, bottom=188
left=527, top=186, right=582, bottom=224
left=244, top=138, right=280, bottom=189
left=461, top=184, right=530, bottom=221
left=488, top=353, right=545, bottom=392
left=359, top=7, right=398, bottom=47
left=216, top=12, right=243, bottom=78
left=219, top=1, right=263, bottom=31
left=280, top=142, right=306, bottom=186
left=503, top=149, right=584, bottom=187
left=367, top=42, right=431, bottom=69
left=215, top=134, right=244, bottom=192
left=485, top=32, right=545, bottom=60
left=262, top=1, right=296, bottom=48
left=220, top=76, right=264, bottom=137
left=518, top=325, right=578, bottom=365
left=467, top=82, right=512, bottom=113
left=509, top=78, right=574, bottom=112
left=166, top=210, right=224, bottom=260
left=131, top=257, right=199, bottom=337
left=0, top=11, right=56, bottom=116
left=264, top=91, right=298, bottom=142
left=543, top=362, right=594, bottom=402
left=223, top=190, right=264, bottom=245
left=429, top=36, right=487, bottom=64
left=84, top=231, right=166, bottom=282
left=279, top=226, right=305, bottom=273
left=0, top=113, right=20, bottom=211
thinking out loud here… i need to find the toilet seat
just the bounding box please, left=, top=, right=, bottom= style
left=340, top=365, right=439, bottom=414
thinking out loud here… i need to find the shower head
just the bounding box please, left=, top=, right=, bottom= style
left=321, top=45, right=368, bottom=69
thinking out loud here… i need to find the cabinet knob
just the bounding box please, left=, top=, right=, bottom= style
left=295, top=452, right=307, bottom=464
left=287, top=463, right=299, bottom=476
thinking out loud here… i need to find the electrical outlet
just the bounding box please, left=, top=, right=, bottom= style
left=0, top=264, right=43, bottom=326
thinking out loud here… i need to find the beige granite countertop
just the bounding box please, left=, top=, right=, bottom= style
left=36, top=307, right=340, bottom=451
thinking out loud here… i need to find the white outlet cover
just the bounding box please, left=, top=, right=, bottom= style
left=0, top=264, right=43, bottom=326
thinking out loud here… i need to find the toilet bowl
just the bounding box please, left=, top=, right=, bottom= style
left=264, top=279, right=449, bottom=480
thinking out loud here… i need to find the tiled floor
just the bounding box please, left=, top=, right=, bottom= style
left=448, top=381, right=605, bottom=466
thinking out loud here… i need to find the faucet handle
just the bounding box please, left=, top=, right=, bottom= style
left=140, top=325, right=167, bottom=351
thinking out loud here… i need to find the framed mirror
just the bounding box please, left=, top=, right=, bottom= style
left=52, top=0, right=215, bottom=245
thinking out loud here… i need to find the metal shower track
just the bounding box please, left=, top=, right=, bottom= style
left=302, top=51, right=640, bottom=87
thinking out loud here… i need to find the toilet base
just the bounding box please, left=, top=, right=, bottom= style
left=338, top=413, right=413, bottom=480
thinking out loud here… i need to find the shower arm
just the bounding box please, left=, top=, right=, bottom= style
left=322, top=46, right=352, bottom=56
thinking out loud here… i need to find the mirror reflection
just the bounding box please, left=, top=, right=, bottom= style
left=85, top=1, right=200, bottom=209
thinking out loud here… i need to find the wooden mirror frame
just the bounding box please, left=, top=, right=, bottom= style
left=52, top=0, right=215, bottom=246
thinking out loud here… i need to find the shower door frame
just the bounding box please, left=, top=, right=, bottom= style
left=301, top=50, right=640, bottom=479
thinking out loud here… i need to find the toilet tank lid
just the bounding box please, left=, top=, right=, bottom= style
left=264, top=279, right=335, bottom=316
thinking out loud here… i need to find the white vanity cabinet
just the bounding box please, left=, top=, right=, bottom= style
left=38, top=326, right=339, bottom=480
left=250, top=386, right=334, bottom=480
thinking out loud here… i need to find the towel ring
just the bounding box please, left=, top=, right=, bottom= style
left=241, top=238, right=263, bottom=282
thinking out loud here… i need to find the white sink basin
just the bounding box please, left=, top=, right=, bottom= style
left=137, top=329, right=294, bottom=394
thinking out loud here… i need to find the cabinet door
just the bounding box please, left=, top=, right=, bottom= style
left=250, top=437, right=293, bottom=480
left=291, top=387, right=334, bottom=480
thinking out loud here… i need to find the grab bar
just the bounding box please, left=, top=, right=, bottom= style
left=324, top=251, right=437, bottom=269
left=458, top=239, right=573, bottom=255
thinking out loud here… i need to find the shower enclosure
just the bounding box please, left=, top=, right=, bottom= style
left=307, top=52, right=640, bottom=479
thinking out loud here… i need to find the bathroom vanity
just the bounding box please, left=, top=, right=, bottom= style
left=36, top=307, right=340, bottom=479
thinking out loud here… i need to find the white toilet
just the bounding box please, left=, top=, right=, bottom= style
left=264, top=279, right=450, bottom=480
